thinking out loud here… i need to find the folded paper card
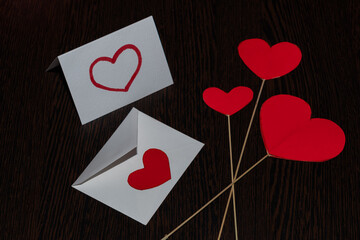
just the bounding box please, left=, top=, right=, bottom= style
left=47, top=16, right=173, bottom=124
left=72, top=108, right=204, bottom=225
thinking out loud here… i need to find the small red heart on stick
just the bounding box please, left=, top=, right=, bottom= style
left=128, top=149, right=171, bottom=190
left=203, top=87, right=253, bottom=116
left=260, top=95, right=345, bottom=161
left=238, top=39, right=302, bottom=80
left=89, top=44, right=142, bottom=92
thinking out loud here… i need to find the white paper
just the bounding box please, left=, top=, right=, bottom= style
left=48, top=16, right=173, bottom=124
left=72, top=108, right=204, bottom=225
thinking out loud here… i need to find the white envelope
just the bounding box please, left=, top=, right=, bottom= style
left=72, top=108, right=204, bottom=225
left=47, top=16, right=173, bottom=124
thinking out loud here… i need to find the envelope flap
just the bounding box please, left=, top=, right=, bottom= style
left=137, top=111, right=204, bottom=153
left=73, top=108, right=139, bottom=185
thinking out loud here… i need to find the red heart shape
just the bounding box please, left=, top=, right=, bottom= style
left=127, top=149, right=171, bottom=190
left=238, top=39, right=302, bottom=80
left=89, top=44, right=142, bottom=92
left=260, top=95, right=345, bottom=162
left=203, top=87, right=253, bottom=116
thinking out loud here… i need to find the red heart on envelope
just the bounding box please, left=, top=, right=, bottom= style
left=203, top=87, right=253, bottom=116
left=128, top=149, right=171, bottom=190
left=89, top=44, right=142, bottom=92
left=260, top=95, right=345, bottom=162
left=238, top=39, right=302, bottom=80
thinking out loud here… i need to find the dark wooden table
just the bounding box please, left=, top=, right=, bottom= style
left=1, top=0, right=359, bottom=239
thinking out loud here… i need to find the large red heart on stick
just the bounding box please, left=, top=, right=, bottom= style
left=89, top=44, right=142, bottom=92
left=238, top=39, right=302, bottom=80
left=260, top=95, right=345, bottom=162
left=128, top=149, right=171, bottom=190
left=203, top=87, right=253, bottom=116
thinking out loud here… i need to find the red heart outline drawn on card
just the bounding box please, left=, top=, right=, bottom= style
left=89, top=44, right=142, bottom=92
left=128, top=148, right=171, bottom=190
left=260, top=95, right=345, bottom=162
left=203, top=87, right=253, bottom=116
left=238, top=39, right=302, bottom=80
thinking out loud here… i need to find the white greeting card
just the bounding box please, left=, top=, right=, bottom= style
left=48, top=16, right=173, bottom=124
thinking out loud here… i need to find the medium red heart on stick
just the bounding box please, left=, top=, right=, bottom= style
left=238, top=39, right=302, bottom=80
left=260, top=95, right=345, bottom=162
left=128, top=149, right=171, bottom=190
left=203, top=87, right=253, bottom=116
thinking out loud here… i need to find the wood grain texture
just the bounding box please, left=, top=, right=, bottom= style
left=1, top=0, right=359, bottom=239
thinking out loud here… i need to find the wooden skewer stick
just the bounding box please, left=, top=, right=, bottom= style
left=217, top=79, right=266, bottom=239
left=226, top=115, right=238, bottom=240
left=217, top=183, right=235, bottom=240
left=161, top=154, right=270, bottom=240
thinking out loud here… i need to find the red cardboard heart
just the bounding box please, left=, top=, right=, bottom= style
left=238, top=39, right=302, bottom=80
left=128, top=149, right=171, bottom=190
left=89, top=44, right=142, bottom=92
left=260, top=95, right=345, bottom=162
left=203, top=87, right=253, bottom=116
